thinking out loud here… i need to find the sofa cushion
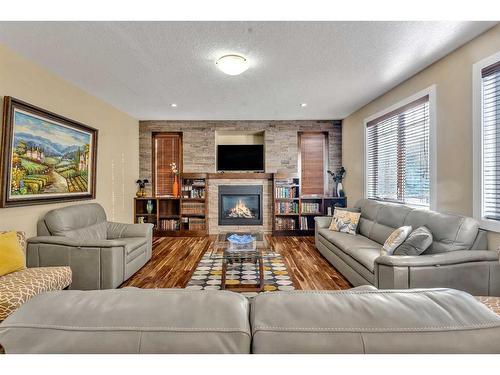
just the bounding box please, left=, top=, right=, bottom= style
left=251, top=288, right=500, bottom=354
left=0, top=266, right=71, bottom=321
left=43, top=203, right=107, bottom=239
left=0, top=232, right=26, bottom=276
left=394, top=226, right=433, bottom=256
left=318, top=229, right=381, bottom=272
left=355, top=199, right=480, bottom=253
left=0, top=289, right=251, bottom=354
left=328, top=209, right=361, bottom=235
left=381, top=226, right=412, bottom=256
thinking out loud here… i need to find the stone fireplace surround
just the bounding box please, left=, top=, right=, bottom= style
left=139, top=120, right=342, bottom=234
left=208, top=176, right=272, bottom=234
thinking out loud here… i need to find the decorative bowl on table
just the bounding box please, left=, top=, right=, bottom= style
left=227, top=234, right=256, bottom=251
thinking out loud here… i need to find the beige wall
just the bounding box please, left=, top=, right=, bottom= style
left=342, top=24, right=500, bottom=249
left=0, top=44, right=139, bottom=237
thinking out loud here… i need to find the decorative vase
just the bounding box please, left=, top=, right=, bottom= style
left=173, top=175, right=180, bottom=197
left=337, top=182, right=345, bottom=197
left=136, top=187, right=144, bottom=197
left=146, top=200, right=153, bottom=214
left=332, top=182, right=339, bottom=197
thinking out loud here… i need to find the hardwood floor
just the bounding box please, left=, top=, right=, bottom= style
left=121, top=236, right=351, bottom=290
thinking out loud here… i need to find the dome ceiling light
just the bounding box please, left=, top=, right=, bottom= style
left=216, top=54, right=249, bottom=76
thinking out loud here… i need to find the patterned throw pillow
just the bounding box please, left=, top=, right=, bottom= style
left=393, top=226, right=433, bottom=256
left=381, top=226, right=412, bottom=256
left=329, top=208, right=361, bottom=235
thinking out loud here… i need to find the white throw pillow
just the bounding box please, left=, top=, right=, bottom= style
left=381, top=226, right=412, bottom=256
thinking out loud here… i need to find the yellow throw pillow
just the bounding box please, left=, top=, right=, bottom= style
left=329, top=208, right=361, bottom=235
left=0, top=231, right=26, bottom=276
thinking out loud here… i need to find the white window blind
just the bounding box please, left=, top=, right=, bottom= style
left=366, top=95, right=430, bottom=207
left=481, top=61, right=500, bottom=220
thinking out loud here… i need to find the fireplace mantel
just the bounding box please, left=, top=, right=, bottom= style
left=207, top=172, right=273, bottom=180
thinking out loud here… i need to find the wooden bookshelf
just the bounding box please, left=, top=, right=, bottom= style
left=134, top=173, right=208, bottom=237
left=272, top=173, right=347, bottom=236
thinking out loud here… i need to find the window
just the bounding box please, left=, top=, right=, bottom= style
left=299, top=132, right=327, bottom=195
left=152, top=133, right=182, bottom=196
left=365, top=89, right=435, bottom=208
left=473, top=52, right=500, bottom=231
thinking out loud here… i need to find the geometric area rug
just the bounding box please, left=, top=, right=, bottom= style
left=185, top=250, right=296, bottom=298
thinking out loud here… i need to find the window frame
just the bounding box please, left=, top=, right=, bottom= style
left=363, top=85, right=437, bottom=210
left=473, top=51, right=500, bottom=232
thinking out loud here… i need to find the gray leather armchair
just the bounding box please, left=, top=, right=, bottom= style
left=27, top=203, right=153, bottom=290
left=315, top=199, right=500, bottom=296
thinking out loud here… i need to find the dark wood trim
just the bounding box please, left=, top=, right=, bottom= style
left=208, top=172, right=272, bottom=180
left=151, top=132, right=183, bottom=197
left=1, top=96, right=98, bottom=208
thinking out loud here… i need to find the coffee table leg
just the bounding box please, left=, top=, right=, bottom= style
left=221, top=258, right=227, bottom=290
left=258, top=256, right=265, bottom=292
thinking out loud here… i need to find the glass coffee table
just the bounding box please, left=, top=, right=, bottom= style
left=209, top=231, right=280, bottom=292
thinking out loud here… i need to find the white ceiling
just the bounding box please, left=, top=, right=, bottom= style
left=0, top=21, right=496, bottom=120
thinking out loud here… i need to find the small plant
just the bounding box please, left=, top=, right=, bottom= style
left=170, top=162, right=179, bottom=176
left=136, top=179, right=149, bottom=188
left=327, top=166, right=346, bottom=183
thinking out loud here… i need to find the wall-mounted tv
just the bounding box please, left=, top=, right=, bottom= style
left=217, top=145, right=264, bottom=172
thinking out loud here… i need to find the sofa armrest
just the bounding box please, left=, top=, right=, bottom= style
left=107, top=222, right=154, bottom=239
left=375, top=250, right=499, bottom=268
left=28, top=236, right=127, bottom=248
left=314, top=216, right=332, bottom=230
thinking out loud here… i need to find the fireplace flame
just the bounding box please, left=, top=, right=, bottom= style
left=227, top=199, right=255, bottom=219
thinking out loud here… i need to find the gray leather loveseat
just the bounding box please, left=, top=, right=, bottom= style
left=26, top=203, right=153, bottom=290
left=315, top=199, right=500, bottom=296
left=1, top=287, right=500, bottom=353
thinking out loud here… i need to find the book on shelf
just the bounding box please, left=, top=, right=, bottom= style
left=188, top=217, right=206, bottom=231
left=301, top=202, right=320, bottom=214
left=159, top=219, right=179, bottom=231
left=181, top=201, right=205, bottom=215
left=299, top=216, right=310, bottom=230
left=275, top=201, right=299, bottom=214
left=275, top=186, right=298, bottom=198
left=275, top=217, right=296, bottom=231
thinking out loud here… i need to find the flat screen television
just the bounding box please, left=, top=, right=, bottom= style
left=217, top=145, right=264, bottom=171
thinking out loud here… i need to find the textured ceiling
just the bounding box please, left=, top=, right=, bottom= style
left=0, top=21, right=496, bottom=120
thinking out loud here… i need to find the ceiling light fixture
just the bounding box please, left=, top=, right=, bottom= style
left=216, top=54, right=249, bottom=76
left=170, top=103, right=177, bottom=108
left=300, top=103, right=308, bottom=107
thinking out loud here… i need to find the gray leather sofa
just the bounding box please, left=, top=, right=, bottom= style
left=1, top=287, right=499, bottom=353
left=26, top=203, right=153, bottom=290
left=315, top=199, right=500, bottom=296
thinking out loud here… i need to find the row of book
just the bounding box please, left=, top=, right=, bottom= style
left=275, top=217, right=296, bottom=230
left=187, top=218, right=206, bottom=231
left=301, top=202, right=321, bottom=214
left=299, top=217, right=311, bottom=230
left=181, top=201, right=205, bottom=215
left=159, top=219, right=179, bottom=231
left=181, top=185, right=205, bottom=199
left=276, top=201, right=299, bottom=214
left=275, top=186, right=299, bottom=198
left=183, top=179, right=206, bottom=187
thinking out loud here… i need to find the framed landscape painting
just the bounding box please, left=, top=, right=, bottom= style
left=0, top=97, right=98, bottom=207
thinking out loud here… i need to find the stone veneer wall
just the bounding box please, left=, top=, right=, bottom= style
left=139, top=120, right=342, bottom=233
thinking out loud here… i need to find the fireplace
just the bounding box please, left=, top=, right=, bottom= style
left=218, top=185, right=263, bottom=225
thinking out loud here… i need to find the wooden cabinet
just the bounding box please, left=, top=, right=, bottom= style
left=272, top=173, right=346, bottom=236
left=134, top=173, right=208, bottom=237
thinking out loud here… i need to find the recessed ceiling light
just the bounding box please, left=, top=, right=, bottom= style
left=300, top=103, right=308, bottom=108
left=170, top=103, right=177, bottom=108
left=216, top=54, right=249, bottom=76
